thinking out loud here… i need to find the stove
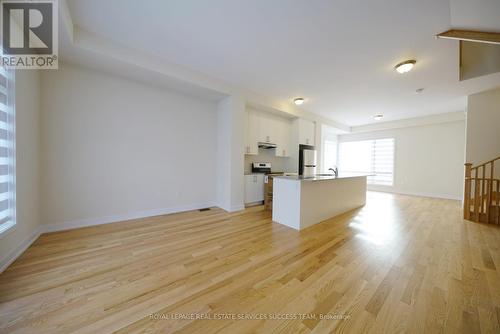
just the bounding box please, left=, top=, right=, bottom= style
left=251, top=162, right=272, bottom=174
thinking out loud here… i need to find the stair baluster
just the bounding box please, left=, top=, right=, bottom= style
left=464, top=155, right=500, bottom=224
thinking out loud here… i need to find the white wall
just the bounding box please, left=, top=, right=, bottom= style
left=40, top=63, right=218, bottom=228
left=466, top=87, right=500, bottom=168
left=0, top=70, right=41, bottom=270
left=339, top=120, right=466, bottom=200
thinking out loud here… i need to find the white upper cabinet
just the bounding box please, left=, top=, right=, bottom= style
left=298, top=119, right=315, bottom=146
left=257, top=111, right=278, bottom=144
left=244, top=109, right=292, bottom=157
left=275, top=118, right=291, bottom=157
left=244, top=110, right=259, bottom=155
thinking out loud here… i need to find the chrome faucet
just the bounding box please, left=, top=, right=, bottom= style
left=328, top=167, right=338, bottom=177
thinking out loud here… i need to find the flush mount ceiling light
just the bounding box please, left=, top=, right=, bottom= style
left=395, top=59, right=416, bottom=74
left=293, top=98, right=305, bottom=105
left=373, top=114, right=384, bottom=121
left=415, top=88, right=424, bottom=94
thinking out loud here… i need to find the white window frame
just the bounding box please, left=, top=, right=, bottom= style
left=322, top=139, right=338, bottom=173
left=338, top=137, right=395, bottom=187
left=0, top=65, right=16, bottom=236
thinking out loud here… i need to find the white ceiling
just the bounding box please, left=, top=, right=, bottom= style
left=450, top=0, right=500, bottom=31
left=65, top=0, right=500, bottom=126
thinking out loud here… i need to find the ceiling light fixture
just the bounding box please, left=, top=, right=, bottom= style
left=395, top=60, right=416, bottom=74
left=415, top=88, right=424, bottom=94
left=294, top=98, right=305, bottom=105
left=373, top=114, right=384, bottom=121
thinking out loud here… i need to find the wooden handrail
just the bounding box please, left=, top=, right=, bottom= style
left=471, top=155, right=500, bottom=169
left=465, top=177, right=500, bottom=181
left=464, top=156, right=500, bottom=224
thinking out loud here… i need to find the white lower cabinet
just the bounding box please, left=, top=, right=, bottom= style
left=244, top=174, right=265, bottom=204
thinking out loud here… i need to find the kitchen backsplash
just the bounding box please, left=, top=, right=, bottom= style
left=244, top=149, right=293, bottom=174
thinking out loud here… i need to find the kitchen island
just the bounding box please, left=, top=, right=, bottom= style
left=272, top=174, right=367, bottom=230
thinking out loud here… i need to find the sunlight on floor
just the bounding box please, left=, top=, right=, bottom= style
left=349, top=192, right=400, bottom=246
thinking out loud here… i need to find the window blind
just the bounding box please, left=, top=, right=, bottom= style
left=338, top=138, right=394, bottom=186
left=0, top=65, right=15, bottom=235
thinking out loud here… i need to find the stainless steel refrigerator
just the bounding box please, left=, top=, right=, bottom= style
left=299, top=144, right=317, bottom=177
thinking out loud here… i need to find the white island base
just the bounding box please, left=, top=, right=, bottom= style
left=272, top=175, right=367, bottom=230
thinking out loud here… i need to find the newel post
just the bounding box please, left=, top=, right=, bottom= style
left=464, top=163, right=472, bottom=220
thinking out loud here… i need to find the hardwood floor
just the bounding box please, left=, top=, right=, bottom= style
left=1, top=192, right=500, bottom=333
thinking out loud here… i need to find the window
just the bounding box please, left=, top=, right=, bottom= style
left=322, top=139, right=338, bottom=173
left=338, top=138, right=395, bottom=186
left=0, top=65, right=15, bottom=235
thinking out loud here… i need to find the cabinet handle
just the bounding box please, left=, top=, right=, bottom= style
left=266, top=135, right=270, bottom=142
left=306, top=138, right=309, bottom=144
left=283, top=150, right=285, bottom=156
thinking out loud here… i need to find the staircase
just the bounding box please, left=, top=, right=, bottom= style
left=463, top=156, right=500, bottom=224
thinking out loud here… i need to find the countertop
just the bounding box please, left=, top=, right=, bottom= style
left=244, top=172, right=298, bottom=176
left=273, top=173, right=371, bottom=182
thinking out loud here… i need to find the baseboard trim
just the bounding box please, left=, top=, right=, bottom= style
left=229, top=205, right=245, bottom=212
left=0, top=226, right=42, bottom=273
left=369, top=188, right=461, bottom=201
left=43, top=202, right=217, bottom=233
left=244, top=201, right=264, bottom=208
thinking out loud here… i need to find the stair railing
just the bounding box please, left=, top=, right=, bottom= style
left=464, top=155, right=500, bottom=224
